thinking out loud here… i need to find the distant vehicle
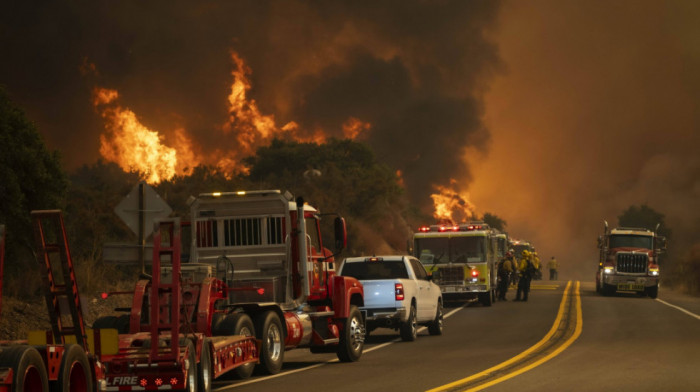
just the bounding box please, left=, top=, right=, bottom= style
left=596, top=221, right=666, bottom=298
left=338, top=255, right=443, bottom=341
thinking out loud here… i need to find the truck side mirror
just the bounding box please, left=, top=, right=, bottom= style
left=334, top=217, right=347, bottom=252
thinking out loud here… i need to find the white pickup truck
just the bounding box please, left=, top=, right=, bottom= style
left=338, top=255, right=443, bottom=341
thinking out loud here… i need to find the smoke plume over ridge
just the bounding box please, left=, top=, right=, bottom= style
left=0, top=1, right=502, bottom=215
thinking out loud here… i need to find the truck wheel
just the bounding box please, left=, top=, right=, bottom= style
left=428, top=301, right=444, bottom=336
left=400, top=304, right=418, bottom=342
left=92, top=315, right=117, bottom=329
left=602, top=283, right=616, bottom=296
left=0, top=346, right=49, bottom=392
left=212, top=313, right=256, bottom=379
left=185, top=340, right=198, bottom=392
left=479, top=292, right=492, bottom=307
left=55, top=344, right=92, bottom=392
left=197, top=339, right=212, bottom=392
left=337, top=305, right=364, bottom=362
left=114, top=314, right=131, bottom=334
left=647, top=285, right=658, bottom=299
left=254, top=311, right=284, bottom=375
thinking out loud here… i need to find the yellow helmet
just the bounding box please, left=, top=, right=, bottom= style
left=521, top=250, right=530, bottom=257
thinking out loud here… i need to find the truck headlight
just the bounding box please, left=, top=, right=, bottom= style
left=649, top=268, right=659, bottom=276
left=604, top=266, right=614, bottom=274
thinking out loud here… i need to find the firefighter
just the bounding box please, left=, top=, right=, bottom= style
left=497, top=251, right=515, bottom=300
left=514, top=250, right=539, bottom=302
left=532, top=251, right=542, bottom=280
left=548, top=256, right=559, bottom=280
left=509, top=248, right=519, bottom=286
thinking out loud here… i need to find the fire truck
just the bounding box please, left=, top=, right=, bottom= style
left=596, top=221, right=666, bottom=298
left=185, top=190, right=365, bottom=375
left=413, top=222, right=498, bottom=306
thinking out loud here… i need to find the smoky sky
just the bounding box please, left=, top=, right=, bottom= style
left=471, top=0, right=700, bottom=279
left=0, top=1, right=502, bottom=213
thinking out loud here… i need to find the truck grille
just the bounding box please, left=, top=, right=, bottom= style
left=438, top=265, right=465, bottom=284
left=616, top=253, right=648, bottom=273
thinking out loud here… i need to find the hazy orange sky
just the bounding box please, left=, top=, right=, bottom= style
left=471, top=0, right=700, bottom=278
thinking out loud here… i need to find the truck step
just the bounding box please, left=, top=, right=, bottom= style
left=308, top=311, right=335, bottom=317
left=321, top=338, right=339, bottom=345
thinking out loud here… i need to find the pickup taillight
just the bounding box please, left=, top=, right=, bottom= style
left=471, top=269, right=479, bottom=278
left=395, top=283, right=404, bottom=301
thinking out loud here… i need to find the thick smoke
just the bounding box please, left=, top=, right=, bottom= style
left=470, top=0, right=700, bottom=280
left=0, top=1, right=502, bottom=215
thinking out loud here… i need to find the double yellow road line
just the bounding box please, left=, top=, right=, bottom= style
left=428, top=280, right=582, bottom=392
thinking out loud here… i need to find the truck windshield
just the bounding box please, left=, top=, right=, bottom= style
left=414, top=236, right=485, bottom=264
left=609, top=235, right=653, bottom=249
left=340, top=260, right=409, bottom=280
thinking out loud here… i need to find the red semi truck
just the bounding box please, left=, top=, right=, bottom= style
left=184, top=190, right=366, bottom=375
left=596, top=221, right=666, bottom=298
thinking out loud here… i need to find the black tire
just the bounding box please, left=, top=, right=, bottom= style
left=428, top=301, right=444, bottom=336
left=55, top=344, right=92, bottom=392
left=185, top=340, right=198, bottom=392
left=595, top=279, right=601, bottom=293
left=400, top=304, right=417, bottom=342
left=114, top=314, right=131, bottom=334
left=337, top=305, right=365, bottom=362
left=0, top=346, right=49, bottom=392
left=254, top=311, right=284, bottom=375
left=647, top=285, right=659, bottom=299
left=480, top=291, right=492, bottom=307
left=197, top=339, right=212, bottom=392
left=602, top=283, right=616, bottom=296
left=212, top=313, right=256, bottom=379
left=93, top=314, right=130, bottom=334
left=92, top=315, right=117, bottom=329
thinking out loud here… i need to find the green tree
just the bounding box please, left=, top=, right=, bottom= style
left=617, top=204, right=672, bottom=240
left=65, top=160, right=141, bottom=261
left=0, top=86, right=68, bottom=296
left=482, top=212, right=507, bottom=232
left=243, top=138, right=409, bottom=254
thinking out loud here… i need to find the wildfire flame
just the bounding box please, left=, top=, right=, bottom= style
left=342, top=117, right=371, bottom=140
left=94, top=87, right=199, bottom=183
left=92, top=51, right=372, bottom=183
left=430, top=180, right=476, bottom=223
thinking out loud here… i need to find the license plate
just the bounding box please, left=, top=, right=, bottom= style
left=617, top=283, right=644, bottom=291
left=444, top=287, right=455, bottom=293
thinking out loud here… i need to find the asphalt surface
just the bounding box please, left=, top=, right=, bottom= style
left=212, top=281, right=700, bottom=392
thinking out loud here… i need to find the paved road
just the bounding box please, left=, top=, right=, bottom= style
left=212, top=281, right=700, bottom=391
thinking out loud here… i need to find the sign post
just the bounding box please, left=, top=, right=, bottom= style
left=114, top=182, right=172, bottom=274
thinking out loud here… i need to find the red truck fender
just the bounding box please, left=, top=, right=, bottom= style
left=331, top=275, right=364, bottom=318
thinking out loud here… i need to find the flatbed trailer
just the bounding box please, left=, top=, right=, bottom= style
left=96, top=218, right=258, bottom=392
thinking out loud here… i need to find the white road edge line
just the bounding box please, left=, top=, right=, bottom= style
left=655, top=298, right=700, bottom=321
left=214, top=303, right=468, bottom=390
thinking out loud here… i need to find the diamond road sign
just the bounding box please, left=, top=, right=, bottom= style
left=114, top=182, right=172, bottom=237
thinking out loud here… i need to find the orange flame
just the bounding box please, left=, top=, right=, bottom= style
left=430, top=180, right=476, bottom=223
left=342, top=117, right=371, bottom=140
left=94, top=87, right=199, bottom=184
left=92, top=51, right=374, bottom=182
left=396, top=169, right=405, bottom=188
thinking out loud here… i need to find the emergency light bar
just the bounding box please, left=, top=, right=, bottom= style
left=417, top=222, right=490, bottom=233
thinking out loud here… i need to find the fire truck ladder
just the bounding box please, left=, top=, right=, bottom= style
left=149, top=218, right=183, bottom=362
left=31, top=210, right=88, bottom=349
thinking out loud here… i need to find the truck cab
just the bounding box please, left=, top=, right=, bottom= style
left=413, top=222, right=498, bottom=306
left=596, top=222, right=666, bottom=298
